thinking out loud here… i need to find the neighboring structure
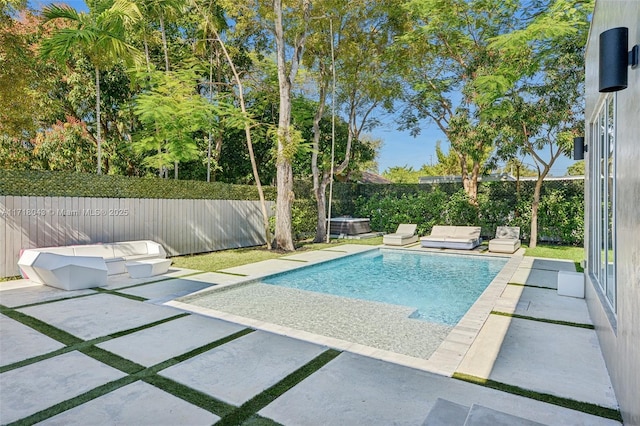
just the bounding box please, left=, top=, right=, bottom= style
left=583, top=1, right=639, bottom=424
left=417, top=173, right=584, bottom=184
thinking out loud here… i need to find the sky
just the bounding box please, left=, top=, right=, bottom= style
left=28, top=0, right=577, bottom=177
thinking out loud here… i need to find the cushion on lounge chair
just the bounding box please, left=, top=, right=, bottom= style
left=419, top=225, right=481, bottom=250
left=495, top=226, right=520, bottom=240
left=489, top=226, right=521, bottom=253
left=383, top=224, right=419, bottom=246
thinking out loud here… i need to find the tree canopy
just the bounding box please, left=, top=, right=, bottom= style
left=0, top=0, right=592, bottom=248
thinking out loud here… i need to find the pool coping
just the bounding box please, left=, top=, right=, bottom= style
left=166, top=245, right=523, bottom=377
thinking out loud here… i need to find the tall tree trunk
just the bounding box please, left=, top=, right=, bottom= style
left=159, top=14, right=170, bottom=72
left=95, top=67, right=102, bottom=175
left=211, top=25, right=272, bottom=249
left=529, top=167, right=549, bottom=248
left=312, top=68, right=328, bottom=242
left=315, top=178, right=329, bottom=242
left=457, top=150, right=480, bottom=204
left=529, top=176, right=543, bottom=248
left=273, top=0, right=310, bottom=251
left=143, top=35, right=151, bottom=73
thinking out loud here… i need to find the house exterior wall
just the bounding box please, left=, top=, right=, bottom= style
left=584, top=1, right=640, bottom=424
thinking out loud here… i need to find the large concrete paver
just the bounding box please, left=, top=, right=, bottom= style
left=17, top=293, right=180, bottom=340
left=0, top=351, right=127, bottom=424
left=259, top=352, right=619, bottom=426
left=456, top=315, right=617, bottom=409
left=117, top=278, right=215, bottom=303
left=0, top=314, right=65, bottom=367
left=37, top=380, right=219, bottom=425
left=495, top=285, right=593, bottom=325
left=519, top=257, right=577, bottom=272
left=279, top=251, right=344, bottom=263
left=0, top=282, right=95, bottom=308
left=96, top=314, right=245, bottom=367
left=219, top=259, right=310, bottom=278
left=102, top=267, right=201, bottom=290
left=159, top=331, right=326, bottom=406
left=510, top=267, right=558, bottom=289
left=321, top=244, right=378, bottom=254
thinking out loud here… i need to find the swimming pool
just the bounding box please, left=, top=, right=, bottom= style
left=262, top=249, right=507, bottom=325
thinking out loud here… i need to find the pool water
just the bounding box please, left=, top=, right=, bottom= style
left=262, top=249, right=507, bottom=325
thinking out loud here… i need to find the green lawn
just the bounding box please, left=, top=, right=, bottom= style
left=522, top=244, right=585, bottom=271
left=171, top=237, right=384, bottom=273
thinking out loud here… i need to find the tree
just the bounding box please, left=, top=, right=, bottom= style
left=305, top=0, right=406, bottom=242
left=397, top=0, right=520, bottom=203
left=190, top=0, right=273, bottom=249
left=32, top=116, right=97, bottom=172
left=567, top=161, right=584, bottom=176
left=481, top=0, right=593, bottom=247
left=0, top=6, right=41, bottom=138
left=137, top=0, right=185, bottom=178
left=382, top=166, right=420, bottom=183
left=40, top=1, right=142, bottom=174
left=132, top=69, right=205, bottom=170
left=273, top=0, right=311, bottom=250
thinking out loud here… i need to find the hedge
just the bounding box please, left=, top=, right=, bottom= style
left=0, top=170, right=277, bottom=201
left=0, top=170, right=585, bottom=245
left=295, top=180, right=585, bottom=245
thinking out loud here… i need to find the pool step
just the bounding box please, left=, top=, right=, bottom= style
left=423, top=398, right=547, bottom=426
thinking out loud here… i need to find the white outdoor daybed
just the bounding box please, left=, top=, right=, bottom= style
left=420, top=225, right=482, bottom=250
left=489, top=226, right=521, bottom=254
left=383, top=224, right=419, bottom=246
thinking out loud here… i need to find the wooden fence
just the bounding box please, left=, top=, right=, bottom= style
left=0, top=196, right=274, bottom=278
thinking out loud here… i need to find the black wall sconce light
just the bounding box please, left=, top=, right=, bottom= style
left=574, top=137, right=586, bottom=161
left=599, top=27, right=639, bottom=93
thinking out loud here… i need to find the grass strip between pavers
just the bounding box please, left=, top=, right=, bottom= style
left=5, top=327, right=256, bottom=424
left=0, top=305, right=83, bottom=346
left=93, top=287, right=148, bottom=302
left=9, top=292, right=99, bottom=309
left=506, top=282, right=556, bottom=290
left=239, top=414, right=284, bottom=425
left=215, top=349, right=342, bottom=426
left=145, top=328, right=255, bottom=374
left=100, top=271, right=208, bottom=292
left=142, top=374, right=236, bottom=418
left=452, top=373, right=622, bottom=422
left=5, top=375, right=139, bottom=426
left=0, top=311, right=190, bottom=373
left=491, top=310, right=595, bottom=329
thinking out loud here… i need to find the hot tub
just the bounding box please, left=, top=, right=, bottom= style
left=329, top=217, right=371, bottom=235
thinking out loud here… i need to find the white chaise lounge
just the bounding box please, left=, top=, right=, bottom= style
left=18, top=240, right=169, bottom=290
left=383, top=224, right=419, bottom=246
left=489, top=226, right=521, bottom=254
left=420, top=225, right=482, bottom=250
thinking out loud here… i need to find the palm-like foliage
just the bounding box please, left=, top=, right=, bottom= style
left=136, top=0, right=185, bottom=71
left=40, top=1, right=142, bottom=174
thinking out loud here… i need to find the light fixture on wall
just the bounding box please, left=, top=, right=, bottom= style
left=574, top=137, right=586, bottom=161
left=599, top=27, right=639, bottom=92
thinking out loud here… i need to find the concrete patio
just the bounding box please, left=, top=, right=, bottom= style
left=0, top=245, right=621, bottom=425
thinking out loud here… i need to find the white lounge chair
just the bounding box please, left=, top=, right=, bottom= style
left=420, top=225, right=482, bottom=250
left=489, top=226, right=521, bottom=253
left=383, top=224, right=419, bottom=246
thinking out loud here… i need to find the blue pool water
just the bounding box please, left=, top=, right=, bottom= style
left=262, top=249, right=507, bottom=325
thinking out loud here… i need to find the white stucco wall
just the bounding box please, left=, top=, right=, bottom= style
left=584, top=1, right=640, bottom=424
